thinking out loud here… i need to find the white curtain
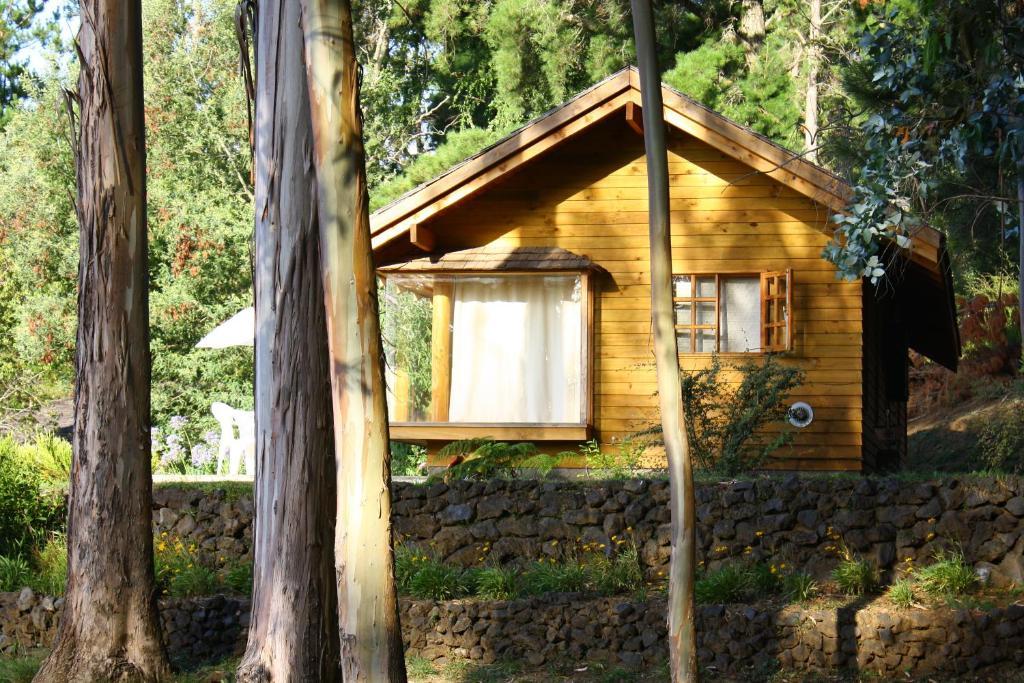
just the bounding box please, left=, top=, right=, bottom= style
left=448, top=276, right=582, bottom=423
left=721, top=277, right=762, bottom=352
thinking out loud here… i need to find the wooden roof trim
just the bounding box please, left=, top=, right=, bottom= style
left=371, top=89, right=634, bottom=249
left=371, top=70, right=632, bottom=236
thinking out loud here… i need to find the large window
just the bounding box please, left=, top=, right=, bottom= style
left=379, top=273, right=590, bottom=429
left=672, top=271, right=792, bottom=353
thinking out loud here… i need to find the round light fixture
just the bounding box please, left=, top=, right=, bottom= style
left=788, top=401, right=814, bottom=429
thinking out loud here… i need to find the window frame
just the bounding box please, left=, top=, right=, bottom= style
left=379, top=268, right=596, bottom=442
left=672, top=269, right=793, bottom=355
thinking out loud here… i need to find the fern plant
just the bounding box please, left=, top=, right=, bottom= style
left=439, top=439, right=562, bottom=480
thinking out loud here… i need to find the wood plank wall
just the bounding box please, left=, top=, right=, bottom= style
left=422, top=117, right=864, bottom=471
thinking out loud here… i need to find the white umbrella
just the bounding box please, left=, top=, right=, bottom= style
left=195, top=306, right=255, bottom=349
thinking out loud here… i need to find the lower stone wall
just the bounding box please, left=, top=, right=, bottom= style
left=4, top=588, right=1023, bottom=678
left=0, top=588, right=249, bottom=666
left=402, top=594, right=1024, bottom=677
left=151, top=475, right=1024, bottom=587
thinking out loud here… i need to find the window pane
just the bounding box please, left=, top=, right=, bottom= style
left=673, top=275, right=692, bottom=298
left=673, top=302, right=692, bottom=325
left=721, top=277, right=762, bottom=352
left=696, top=302, right=716, bottom=326
left=695, top=328, right=716, bottom=352
left=676, top=329, right=691, bottom=353
left=380, top=273, right=585, bottom=423
left=696, top=277, right=716, bottom=298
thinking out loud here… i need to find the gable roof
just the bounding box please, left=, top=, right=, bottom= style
left=370, top=66, right=959, bottom=370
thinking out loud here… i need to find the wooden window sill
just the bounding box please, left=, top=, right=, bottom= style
left=389, top=423, right=591, bottom=442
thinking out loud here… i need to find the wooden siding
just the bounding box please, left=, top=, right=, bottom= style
left=411, top=117, right=864, bottom=471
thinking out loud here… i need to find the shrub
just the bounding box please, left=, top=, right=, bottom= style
left=407, top=559, right=474, bottom=600
left=0, top=437, right=64, bottom=557
left=394, top=545, right=434, bottom=593
left=155, top=533, right=220, bottom=598
left=224, top=561, right=253, bottom=596
left=913, top=548, right=975, bottom=597
left=832, top=550, right=878, bottom=596
left=521, top=558, right=589, bottom=595
left=575, top=439, right=644, bottom=479
left=474, top=566, right=521, bottom=600
left=888, top=578, right=916, bottom=608
left=590, top=544, right=644, bottom=596
left=695, top=564, right=753, bottom=604
left=782, top=571, right=818, bottom=602
left=438, top=439, right=562, bottom=480
left=0, top=554, right=32, bottom=592
left=641, top=355, right=804, bottom=475
left=30, top=533, right=67, bottom=596
left=977, top=399, right=1024, bottom=473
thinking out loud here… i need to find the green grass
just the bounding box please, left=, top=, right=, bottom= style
left=782, top=572, right=818, bottom=602
left=695, top=563, right=755, bottom=604
left=408, top=559, right=475, bottom=600
left=888, top=578, right=916, bottom=608
left=913, top=548, right=976, bottom=598
left=831, top=551, right=878, bottom=596
left=152, top=481, right=254, bottom=503
left=0, top=650, right=45, bottom=683
left=0, top=554, right=32, bottom=592
left=406, top=654, right=437, bottom=680
left=29, top=533, right=67, bottom=596
left=589, top=544, right=644, bottom=596
left=474, top=566, right=520, bottom=600
left=520, top=558, right=589, bottom=595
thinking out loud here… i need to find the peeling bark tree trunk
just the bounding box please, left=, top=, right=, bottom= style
left=34, top=3, right=172, bottom=682
left=235, top=0, right=341, bottom=680
left=803, top=0, right=821, bottom=162
left=1017, top=170, right=1024, bottom=350
left=300, top=1, right=407, bottom=681
left=630, top=1, right=698, bottom=681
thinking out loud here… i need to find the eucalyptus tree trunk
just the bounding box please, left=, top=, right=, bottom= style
left=235, top=0, right=341, bottom=680
left=1017, top=170, right=1024, bottom=350
left=34, top=2, right=171, bottom=681
left=630, top=1, right=699, bottom=681
left=803, top=0, right=821, bottom=162
left=300, top=1, right=407, bottom=680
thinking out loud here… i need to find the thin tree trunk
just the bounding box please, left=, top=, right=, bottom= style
left=738, top=0, right=765, bottom=65
left=1017, top=171, right=1024, bottom=352
left=630, top=2, right=698, bottom=681
left=300, top=1, right=407, bottom=680
left=236, top=0, right=341, bottom=679
left=803, top=0, right=821, bottom=162
left=34, top=2, right=171, bottom=681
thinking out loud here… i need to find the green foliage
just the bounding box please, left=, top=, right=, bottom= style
left=0, top=436, right=63, bottom=556
left=888, top=578, right=916, bottom=608
left=371, top=127, right=506, bottom=210
left=224, top=561, right=253, bottom=596
left=13, top=432, right=70, bottom=485
left=29, top=532, right=66, bottom=596
left=826, top=2, right=1024, bottom=284
left=831, top=549, right=879, bottom=596
left=391, top=442, right=427, bottom=477
left=473, top=565, right=520, bottom=600
left=782, top=571, right=818, bottom=603
left=408, top=558, right=476, bottom=600
left=913, top=548, right=975, bottom=598
left=588, top=544, right=643, bottom=596
left=154, top=534, right=220, bottom=598
left=521, top=558, right=589, bottom=595
left=0, top=650, right=44, bottom=683
left=0, top=0, right=254, bottom=435
left=573, top=438, right=644, bottom=480
left=440, top=439, right=562, bottom=480
left=695, top=563, right=754, bottom=604
left=977, top=399, right=1024, bottom=473
left=0, top=553, right=31, bottom=591
left=647, top=355, right=803, bottom=475
left=405, top=655, right=437, bottom=680
left=0, top=0, right=64, bottom=126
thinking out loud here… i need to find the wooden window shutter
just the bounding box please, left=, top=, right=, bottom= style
left=761, top=270, right=792, bottom=352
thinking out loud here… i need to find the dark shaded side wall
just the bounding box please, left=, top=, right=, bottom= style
left=862, top=282, right=909, bottom=471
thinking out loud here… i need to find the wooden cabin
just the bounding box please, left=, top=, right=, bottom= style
left=370, top=67, right=959, bottom=473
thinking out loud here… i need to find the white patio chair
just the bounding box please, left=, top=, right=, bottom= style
left=210, top=403, right=256, bottom=476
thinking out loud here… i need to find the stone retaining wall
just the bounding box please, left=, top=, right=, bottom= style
left=4, top=588, right=1023, bottom=678
left=151, top=476, right=1024, bottom=585
left=0, top=588, right=249, bottom=666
